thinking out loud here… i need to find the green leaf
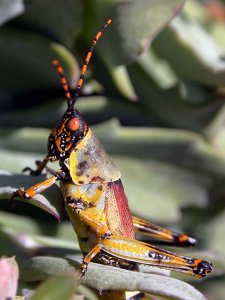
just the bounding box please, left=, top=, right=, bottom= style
left=84, top=0, right=187, bottom=66
left=0, top=128, right=48, bottom=152
left=115, top=0, right=187, bottom=63
left=204, top=103, right=225, bottom=147
left=0, top=211, right=80, bottom=255
left=0, top=96, right=141, bottom=128
left=153, top=13, right=225, bottom=87
left=116, top=156, right=210, bottom=222
left=0, top=228, right=26, bottom=259
left=0, top=151, right=43, bottom=173
left=20, top=256, right=207, bottom=300
left=128, top=56, right=222, bottom=132
left=199, top=210, right=225, bottom=257
left=31, top=275, right=76, bottom=300
left=0, top=27, right=76, bottom=96
left=0, top=0, right=24, bottom=26
left=0, top=101, right=65, bottom=127
left=20, top=256, right=80, bottom=281
left=14, top=0, right=82, bottom=48
left=110, top=65, right=138, bottom=101
left=0, top=211, right=43, bottom=235
left=77, top=285, right=98, bottom=300
left=82, top=0, right=186, bottom=99
left=196, top=277, right=225, bottom=300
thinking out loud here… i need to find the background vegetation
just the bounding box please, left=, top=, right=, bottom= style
left=0, top=0, right=225, bottom=299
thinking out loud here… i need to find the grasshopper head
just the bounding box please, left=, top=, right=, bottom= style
left=48, top=19, right=112, bottom=162
left=47, top=106, right=88, bottom=162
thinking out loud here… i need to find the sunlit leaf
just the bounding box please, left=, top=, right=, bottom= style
left=153, top=14, right=225, bottom=86
left=20, top=256, right=207, bottom=300
left=83, top=0, right=187, bottom=66
left=0, top=0, right=24, bottom=26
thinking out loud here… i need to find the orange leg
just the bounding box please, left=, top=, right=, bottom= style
left=133, top=216, right=196, bottom=247
left=66, top=197, right=111, bottom=237
left=98, top=236, right=213, bottom=278
left=77, top=209, right=111, bottom=237
left=10, top=173, right=59, bottom=204
left=79, top=244, right=103, bottom=280
left=66, top=199, right=212, bottom=279
left=78, top=234, right=212, bottom=280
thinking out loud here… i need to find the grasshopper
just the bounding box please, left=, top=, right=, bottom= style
left=11, top=19, right=212, bottom=295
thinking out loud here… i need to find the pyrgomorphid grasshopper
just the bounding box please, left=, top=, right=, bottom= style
left=11, top=19, right=212, bottom=299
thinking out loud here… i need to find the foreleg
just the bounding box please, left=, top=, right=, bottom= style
left=23, top=156, right=51, bottom=176
left=10, top=170, right=65, bottom=203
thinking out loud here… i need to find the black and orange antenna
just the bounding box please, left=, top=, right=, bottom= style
left=52, top=59, right=71, bottom=103
left=53, top=19, right=112, bottom=107
left=72, top=18, right=112, bottom=105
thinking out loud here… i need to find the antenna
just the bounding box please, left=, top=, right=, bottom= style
left=52, top=19, right=112, bottom=107
left=72, top=18, right=112, bottom=105
left=52, top=59, right=71, bottom=103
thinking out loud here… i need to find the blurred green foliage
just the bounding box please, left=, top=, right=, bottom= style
left=0, top=0, right=225, bottom=299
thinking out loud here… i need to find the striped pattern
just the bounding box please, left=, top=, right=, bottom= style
left=72, top=18, right=112, bottom=104
left=52, top=19, right=112, bottom=107
left=133, top=216, right=196, bottom=247
left=52, top=60, right=71, bottom=102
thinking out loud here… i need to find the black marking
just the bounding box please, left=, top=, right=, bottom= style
left=128, top=293, right=145, bottom=300
left=173, top=233, right=197, bottom=247
left=65, top=197, right=87, bottom=210
left=80, top=237, right=89, bottom=242
left=97, top=185, right=103, bottom=191
left=71, top=19, right=112, bottom=105
left=97, top=251, right=137, bottom=271
left=193, top=260, right=213, bottom=277
left=186, top=258, right=195, bottom=265
left=76, top=160, right=89, bottom=176
left=56, top=170, right=67, bottom=180
left=47, top=108, right=88, bottom=162
left=148, top=251, right=169, bottom=262
left=65, top=196, right=76, bottom=204
left=91, top=176, right=104, bottom=182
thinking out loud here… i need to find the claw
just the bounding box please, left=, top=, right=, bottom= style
left=23, top=160, right=55, bottom=177
left=193, top=260, right=213, bottom=277
left=8, top=193, right=16, bottom=207
left=8, top=189, right=23, bottom=207
left=77, top=262, right=87, bottom=283
left=8, top=189, right=30, bottom=207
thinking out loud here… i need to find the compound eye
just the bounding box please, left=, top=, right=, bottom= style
left=67, top=117, right=80, bottom=131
